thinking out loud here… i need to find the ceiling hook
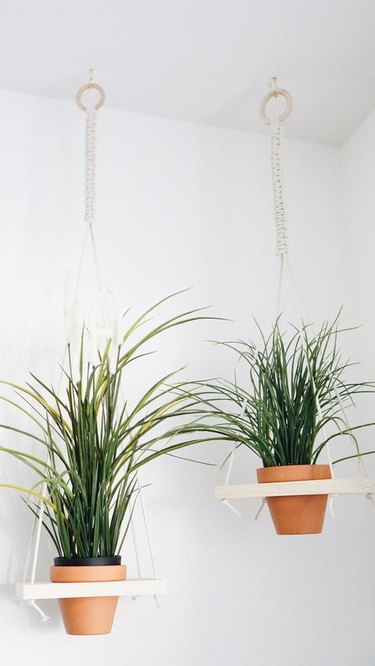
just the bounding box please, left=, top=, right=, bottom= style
left=76, top=68, right=106, bottom=112
left=270, top=76, right=279, bottom=97
left=260, top=78, right=293, bottom=126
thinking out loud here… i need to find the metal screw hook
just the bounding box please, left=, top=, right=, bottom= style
left=270, top=76, right=279, bottom=97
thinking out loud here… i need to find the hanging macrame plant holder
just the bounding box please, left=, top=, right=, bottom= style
left=15, top=74, right=165, bottom=634
left=216, top=78, right=375, bottom=534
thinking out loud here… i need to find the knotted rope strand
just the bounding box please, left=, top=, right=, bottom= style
left=271, top=120, right=288, bottom=257
left=85, top=109, right=96, bottom=230
left=223, top=94, right=289, bottom=512
left=24, top=80, right=161, bottom=618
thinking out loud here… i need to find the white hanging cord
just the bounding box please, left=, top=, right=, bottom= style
left=223, top=441, right=237, bottom=487
left=22, top=514, right=37, bottom=582
left=130, top=511, right=142, bottom=580
left=283, top=204, right=373, bottom=498
left=221, top=398, right=247, bottom=517
left=136, top=477, right=160, bottom=607
left=27, top=600, right=50, bottom=623
left=127, top=474, right=159, bottom=583
left=128, top=489, right=160, bottom=607
left=276, top=253, right=285, bottom=319
left=301, top=332, right=335, bottom=476
left=29, top=496, right=45, bottom=584
left=280, top=259, right=339, bottom=481
left=22, top=337, right=71, bottom=620
left=22, top=505, right=48, bottom=622
left=21, top=480, right=49, bottom=618
left=22, top=330, right=71, bottom=597
left=119, top=371, right=161, bottom=606
left=298, top=329, right=338, bottom=515
left=333, top=386, right=373, bottom=489
left=222, top=498, right=242, bottom=517
left=137, top=479, right=158, bottom=579
left=294, top=310, right=371, bottom=486
left=254, top=499, right=266, bottom=520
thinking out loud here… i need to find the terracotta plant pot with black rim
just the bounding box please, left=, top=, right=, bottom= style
left=256, top=464, right=332, bottom=535
left=50, top=556, right=126, bottom=635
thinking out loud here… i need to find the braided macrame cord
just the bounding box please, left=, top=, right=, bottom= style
left=23, top=77, right=159, bottom=620
left=222, top=78, right=372, bottom=517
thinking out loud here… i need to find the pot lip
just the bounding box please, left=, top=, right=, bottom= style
left=53, top=555, right=122, bottom=567
left=257, top=463, right=332, bottom=483
left=257, top=463, right=331, bottom=471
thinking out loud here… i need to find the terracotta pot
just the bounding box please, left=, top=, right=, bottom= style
left=256, top=464, right=331, bottom=535
left=50, top=559, right=126, bottom=635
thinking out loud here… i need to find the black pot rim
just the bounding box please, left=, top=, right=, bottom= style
left=53, top=555, right=122, bottom=567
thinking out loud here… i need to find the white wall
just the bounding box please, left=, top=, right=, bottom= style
left=0, top=89, right=373, bottom=665
left=342, top=108, right=375, bottom=368
left=342, top=109, right=375, bottom=632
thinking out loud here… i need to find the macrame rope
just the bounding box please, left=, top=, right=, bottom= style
left=85, top=109, right=96, bottom=230
left=271, top=120, right=288, bottom=257
left=84, top=109, right=105, bottom=289
left=271, top=118, right=336, bottom=483
left=223, top=92, right=290, bottom=516
left=269, top=87, right=371, bottom=495
left=24, top=80, right=159, bottom=620
left=224, top=80, right=366, bottom=522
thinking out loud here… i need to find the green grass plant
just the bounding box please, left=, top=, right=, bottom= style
left=180, top=317, right=375, bottom=468
left=0, top=293, right=217, bottom=558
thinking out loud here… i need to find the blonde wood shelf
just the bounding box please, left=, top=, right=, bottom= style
left=215, top=478, right=375, bottom=500
left=16, top=579, right=166, bottom=600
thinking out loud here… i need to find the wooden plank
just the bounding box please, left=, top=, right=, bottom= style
left=215, top=478, right=375, bottom=500
left=16, top=579, right=166, bottom=600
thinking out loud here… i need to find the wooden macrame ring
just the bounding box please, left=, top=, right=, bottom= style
left=260, top=88, right=293, bottom=126
left=76, top=82, right=106, bottom=111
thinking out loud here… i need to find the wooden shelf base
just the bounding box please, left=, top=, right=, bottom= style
left=215, top=478, right=375, bottom=500
left=16, top=579, right=166, bottom=600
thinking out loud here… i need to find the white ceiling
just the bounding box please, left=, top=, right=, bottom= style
left=1, top=0, right=375, bottom=145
